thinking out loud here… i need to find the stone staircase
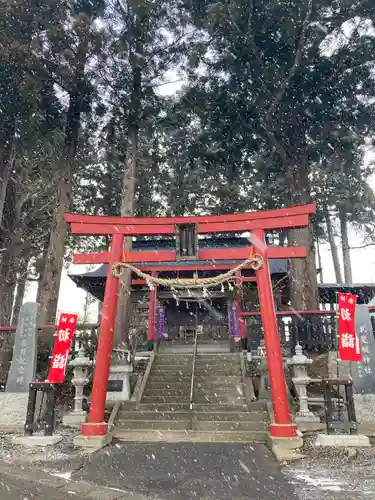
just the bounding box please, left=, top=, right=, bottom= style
left=114, top=352, right=268, bottom=442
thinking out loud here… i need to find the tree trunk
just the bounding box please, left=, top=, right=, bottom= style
left=38, top=87, right=82, bottom=325
left=114, top=32, right=142, bottom=347
left=264, top=124, right=318, bottom=311
left=0, top=176, right=21, bottom=325
left=316, top=241, right=323, bottom=284
left=12, top=264, right=27, bottom=324
left=0, top=116, right=15, bottom=228
left=35, top=236, right=50, bottom=304
left=324, top=205, right=342, bottom=283
left=340, top=211, right=353, bottom=284
left=115, top=127, right=138, bottom=346
left=287, top=156, right=319, bottom=311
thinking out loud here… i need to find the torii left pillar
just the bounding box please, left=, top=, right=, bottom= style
left=81, top=232, right=124, bottom=440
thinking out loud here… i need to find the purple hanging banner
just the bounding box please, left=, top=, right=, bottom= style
left=230, top=304, right=240, bottom=338
left=157, top=304, right=166, bottom=340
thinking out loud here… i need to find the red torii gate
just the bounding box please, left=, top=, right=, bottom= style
left=65, top=203, right=316, bottom=440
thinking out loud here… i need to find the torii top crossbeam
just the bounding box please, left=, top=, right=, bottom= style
left=66, top=203, right=316, bottom=267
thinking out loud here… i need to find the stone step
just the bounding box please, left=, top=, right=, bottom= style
left=142, top=396, right=190, bottom=403
left=155, top=352, right=193, bottom=360
left=194, top=373, right=242, bottom=378
left=194, top=393, right=246, bottom=401
left=152, top=363, right=192, bottom=369
left=193, top=397, right=248, bottom=405
left=118, top=410, right=191, bottom=420
left=195, top=402, right=266, bottom=411
left=151, top=368, right=192, bottom=374
left=143, top=389, right=190, bottom=397
left=193, top=375, right=243, bottom=382
left=196, top=355, right=240, bottom=360
left=154, top=360, right=193, bottom=366
left=195, top=360, right=240, bottom=366
left=147, top=378, right=191, bottom=385
left=195, top=359, right=240, bottom=364
left=194, top=368, right=241, bottom=374
left=194, top=411, right=267, bottom=422
left=123, top=401, right=266, bottom=412
left=124, top=403, right=190, bottom=411
left=194, top=384, right=244, bottom=392
left=193, top=420, right=267, bottom=432
left=195, top=361, right=241, bottom=370
left=116, top=420, right=190, bottom=431
left=145, top=384, right=190, bottom=391
left=146, top=381, right=191, bottom=389
left=113, top=429, right=268, bottom=443
left=118, top=410, right=267, bottom=422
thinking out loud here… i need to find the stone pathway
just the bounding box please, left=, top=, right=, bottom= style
left=71, top=442, right=298, bottom=500
left=0, top=462, right=152, bottom=499
left=1, top=432, right=375, bottom=500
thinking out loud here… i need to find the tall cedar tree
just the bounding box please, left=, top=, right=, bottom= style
left=38, top=0, right=106, bottom=324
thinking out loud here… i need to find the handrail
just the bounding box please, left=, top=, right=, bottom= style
left=189, top=328, right=198, bottom=410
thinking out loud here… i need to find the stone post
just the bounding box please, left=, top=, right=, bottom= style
left=288, top=344, right=319, bottom=424
left=106, top=346, right=134, bottom=405
left=63, top=347, right=92, bottom=426
left=0, top=302, right=39, bottom=432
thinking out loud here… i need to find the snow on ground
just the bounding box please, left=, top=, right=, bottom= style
left=283, top=443, right=375, bottom=500
left=0, top=427, right=84, bottom=466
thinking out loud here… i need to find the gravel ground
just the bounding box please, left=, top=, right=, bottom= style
left=0, top=427, right=85, bottom=467
left=283, top=439, right=375, bottom=500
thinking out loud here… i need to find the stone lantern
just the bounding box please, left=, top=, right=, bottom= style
left=288, top=344, right=319, bottom=423
left=63, top=347, right=92, bottom=426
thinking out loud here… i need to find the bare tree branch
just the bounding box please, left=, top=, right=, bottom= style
left=349, top=242, right=375, bottom=250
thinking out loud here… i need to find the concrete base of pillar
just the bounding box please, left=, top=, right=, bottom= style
left=297, top=420, right=326, bottom=433
left=268, top=436, right=304, bottom=462
left=315, top=433, right=371, bottom=448
left=295, top=413, right=320, bottom=424
left=13, top=435, right=63, bottom=447
left=62, top=411, right=87, bottom=427
left=73, top=433, right=112, bottom=449
left=295, top=414, right=323, bottom=433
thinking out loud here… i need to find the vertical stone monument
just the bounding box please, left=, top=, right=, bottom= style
left=352, top=305, right=375, bottom=431
left=0, top=302, right=39, bottom=431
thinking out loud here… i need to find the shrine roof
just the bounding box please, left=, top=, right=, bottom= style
left=68, top=236, right=288, bottom=299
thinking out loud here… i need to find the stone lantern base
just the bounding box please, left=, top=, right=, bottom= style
left=63, top=410, right=87, bottom=427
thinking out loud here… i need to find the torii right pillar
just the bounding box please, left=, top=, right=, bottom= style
left=252, top=229, right=299, bottom=444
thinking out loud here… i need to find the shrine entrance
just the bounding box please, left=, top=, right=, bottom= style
left=65, top=203, right=316, bottom=441
left=159, top=291, right=230, bottom=343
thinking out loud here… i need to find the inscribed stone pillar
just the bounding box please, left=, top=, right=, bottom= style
left=0, top=302, right=39, bottom=431
left=352, top=305, right=375, bottom=429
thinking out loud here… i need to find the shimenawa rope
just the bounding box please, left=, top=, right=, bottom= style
left=112, top=254, right=263, bottom=289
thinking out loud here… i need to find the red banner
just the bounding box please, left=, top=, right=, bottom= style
left=47, top=312, right=78, bottom=383
left=337, top=293, right=361, bottom=362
